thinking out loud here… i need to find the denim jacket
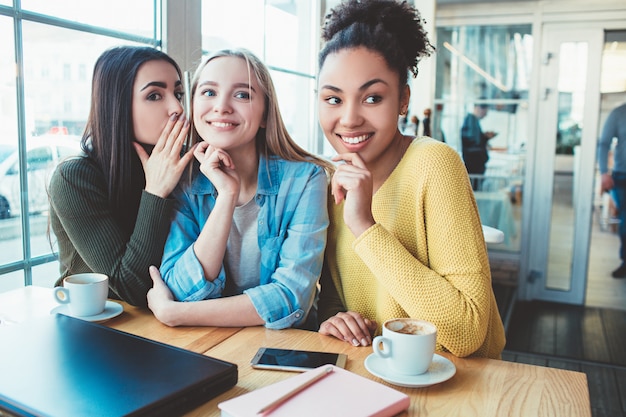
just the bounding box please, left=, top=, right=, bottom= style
left=160, top=155, right=329, bottom=329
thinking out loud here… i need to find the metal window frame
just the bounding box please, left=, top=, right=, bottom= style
left=0, top=0, right=323, bottom=286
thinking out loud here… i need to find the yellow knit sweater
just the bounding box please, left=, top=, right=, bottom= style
left=319, top=137, right=506, bottom=359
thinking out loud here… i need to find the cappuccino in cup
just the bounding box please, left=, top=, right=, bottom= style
left=386, top=319, right=432, bottom=335
left=373, top=318, right=437, bottom=376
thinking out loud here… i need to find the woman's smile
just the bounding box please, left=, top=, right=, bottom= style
left=338, top=132, right=373, bottom=145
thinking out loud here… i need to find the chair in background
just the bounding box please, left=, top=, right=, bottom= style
left=482, top=225, right=504, bottom=244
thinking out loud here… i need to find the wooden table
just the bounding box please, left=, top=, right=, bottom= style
left=106, top=303, right=591, bottom=417
left=0, top=287, right=592, bottom=417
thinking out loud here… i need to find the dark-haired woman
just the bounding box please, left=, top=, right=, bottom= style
left=49, top=46, right=195, bottom=307
left=316, top=0, right=505, bottom=359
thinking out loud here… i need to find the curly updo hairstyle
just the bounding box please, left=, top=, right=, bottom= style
left=319, top=0, right=434, bottom=88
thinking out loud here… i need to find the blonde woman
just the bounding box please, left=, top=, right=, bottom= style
left=147, top=49, right=333, bottom=330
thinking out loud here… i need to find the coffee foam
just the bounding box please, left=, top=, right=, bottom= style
left=386, top=319, right=435, bottom=335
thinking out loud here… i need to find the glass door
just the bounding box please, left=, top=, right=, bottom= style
left=585, top=30, right=626, bottom=310
left=526, top=26, right=603, bottom=304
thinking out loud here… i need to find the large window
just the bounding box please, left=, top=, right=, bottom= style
left=0, top=1, right=326, bottom=292
left=201, top=0, right=321, bottom=154
left=434, top=24, right=533, bottom=253
left=0, top=2, right=158, bottom=291
left=20, top=0, right=156, bottom=35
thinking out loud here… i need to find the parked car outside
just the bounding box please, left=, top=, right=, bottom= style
left=0, top=135, right=82, bottom=219
left=0, top=145, right=13, bottom=164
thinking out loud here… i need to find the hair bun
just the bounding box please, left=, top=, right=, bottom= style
left=320, top=0, right=433, bottom=79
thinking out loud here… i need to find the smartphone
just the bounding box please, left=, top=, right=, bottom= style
left=251, top=347, right=347, bottom=372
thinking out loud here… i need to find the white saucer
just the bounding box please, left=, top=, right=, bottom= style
left=50, top=300, right=123, bottom=322
left=364, top=353, right=456, bottom=388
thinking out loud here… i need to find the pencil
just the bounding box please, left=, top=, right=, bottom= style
left=256, top=366, right=334, bottom=415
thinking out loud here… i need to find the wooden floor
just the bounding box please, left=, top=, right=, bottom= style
left=503, top=300, right=626, bottom=417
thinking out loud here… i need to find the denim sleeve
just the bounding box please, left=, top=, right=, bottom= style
left=159, top=190, right=225, bottom=302
left=244, top=166, right=329, bottom=329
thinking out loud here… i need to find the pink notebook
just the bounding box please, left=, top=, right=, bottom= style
left=218, top=365, right=409, bottom=417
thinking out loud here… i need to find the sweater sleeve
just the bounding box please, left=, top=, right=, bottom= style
left=352, top=144, right=493, bottom=357
left=49, top=158, right=174, bottom=307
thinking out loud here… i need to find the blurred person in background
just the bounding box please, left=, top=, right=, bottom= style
left=597, top=102, right=626, bottom=278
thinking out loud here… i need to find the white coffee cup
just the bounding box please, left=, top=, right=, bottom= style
left=372, top=318, right=437, bottom=376
left=52, top=273, right=109, bottom=317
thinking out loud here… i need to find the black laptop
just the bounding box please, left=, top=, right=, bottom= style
left=0, top=313, right=238, bottom=417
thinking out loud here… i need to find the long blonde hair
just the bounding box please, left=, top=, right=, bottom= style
left=189, top=48, right=333, bottom=174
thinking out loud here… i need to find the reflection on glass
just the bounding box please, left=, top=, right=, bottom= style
left=202, top=0, right=265, bottom=56
left=0, top=16, right=21, bottom=266
left=202, top=1, right=315, bottom=77
left=434, top=24, right=532, bottom=255
left=264, top=1, right=315, bottom=74
left=2, top=2, right=159, bottom=287
left=270, top=70, right=316, bottom=153
left=600, top=31, right=626, bottom=94
left=587, top=30, right=626, bottom=309
left=19, top=22, right=140, bottom=261
left=435, top=25, right=532, bottom=153
left=546, top=41, right=588, bottom=291
left=20, top=0, right=154, bottom=36
left=201, top=1, right=317, bottom=156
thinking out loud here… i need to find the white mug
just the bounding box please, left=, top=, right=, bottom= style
left=53, top=273, right=109, bottom=317
left=372, top=318, right=437, bottom=376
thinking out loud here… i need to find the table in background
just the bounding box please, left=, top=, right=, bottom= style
left=475, top=189, right=517, bottom=248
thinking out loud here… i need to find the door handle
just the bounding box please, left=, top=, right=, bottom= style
left=543, top=52, right=553, bottom=65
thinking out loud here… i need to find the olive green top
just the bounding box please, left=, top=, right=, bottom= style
left=48, top=156, right=174, bottom=307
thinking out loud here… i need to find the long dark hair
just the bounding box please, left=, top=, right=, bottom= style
left=82, top=46, right=182, bottom=217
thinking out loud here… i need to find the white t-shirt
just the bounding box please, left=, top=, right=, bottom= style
left=224, top=197, right=261, bottom=296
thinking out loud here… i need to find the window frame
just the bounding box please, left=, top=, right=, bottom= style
left=0, top=0, right=326, bottom=289
left=0, top=1, right=162, bottom=285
